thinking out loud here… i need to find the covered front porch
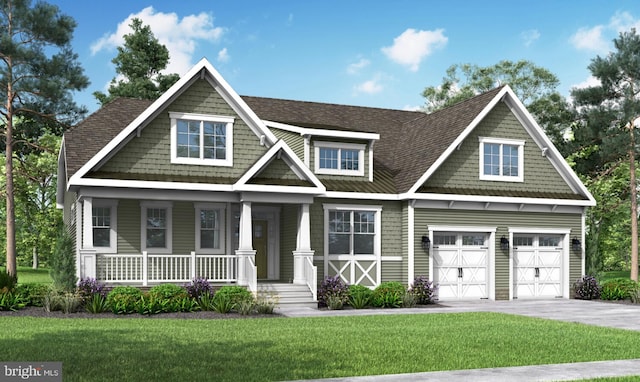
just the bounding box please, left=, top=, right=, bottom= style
left=77, top=194, right=318, bottom=301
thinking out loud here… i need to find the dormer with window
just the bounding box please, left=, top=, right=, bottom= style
left=170, top=112, right=234, bottom=167
left=314, top=141, right=365, bottom=176
left=479, top=137, right=524, bottom=182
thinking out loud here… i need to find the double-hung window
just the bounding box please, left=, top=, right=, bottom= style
left=479, top=137, right=524, bottom=182
left=195, top=203, right=226, bottom=254
left=314, top=142, right=365, bottom=176
left=91, top=200, right=117, bottom=253
left=325, top=206, right=380, bottom=256
left=141, top=201, right=173, bottom=254
left=170, top=112, right=234, bottom=166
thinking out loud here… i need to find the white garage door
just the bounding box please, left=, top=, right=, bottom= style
left=433, top=232, right=489, bottom=300
left=513, top=234, right=563, bottom=298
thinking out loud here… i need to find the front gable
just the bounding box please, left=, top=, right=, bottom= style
left=91, top=79, right=268, bottom=183
left=420, top=101, right=576, bottom=198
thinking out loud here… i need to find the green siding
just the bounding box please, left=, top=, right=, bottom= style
left=309, top=198, right=405, bottom=285
left=117, top=200, right=140, bottom=253
left=413, top=208, right=582, bottom=300
left=272, top=128, right=304, bottom=160
left=99, top=79, right=267, bottom=180
left=280, top=204, right=297, bottom=282
left=255, top=157, right=301, bottom=181
left=63, top=191, right=77, bottom=250
left=425, top=102, right=575, bottom=194
left=173, top=202, right=195, bottom=254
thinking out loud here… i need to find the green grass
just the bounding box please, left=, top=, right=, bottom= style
left=0, top=266, right=53, bottom=284
left=2, top=312, right=640, bottom=381
left=600, top=271, right=631, bottom=281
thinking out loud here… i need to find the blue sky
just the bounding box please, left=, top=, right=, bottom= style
left=50, top=0, right=640, bottom=114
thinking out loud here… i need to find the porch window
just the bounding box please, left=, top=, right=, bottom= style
left=169, top=112, right=234, bottom=167
left=91, top=200, right=117, bottom=253
left=195, top=203, right=226, bottom=254
left=314, top=141, right=365, bottom=176
left=141, top=201, right=173, bottom=254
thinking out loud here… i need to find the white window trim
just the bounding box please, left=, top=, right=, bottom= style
left=92, top=199, right=118, bottom=254
left=169, top=112, right=234, bottom=167
left=314, top=141, right=365, bottom=176
left=141, top=201, right=173, bottom=254
left=194, top=202, right=226, bottom=254
left=323, top=204, right=382, bottom=257
left=479, top=137, right=525, bottom=182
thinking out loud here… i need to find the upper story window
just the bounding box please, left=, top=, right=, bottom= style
left=314, top=141, right=365, bottom=176
left=170, top=112, right=234, bottom=167
left=479, top=137, right=524, bottom=182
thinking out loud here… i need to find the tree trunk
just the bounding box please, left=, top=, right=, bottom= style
left=5, top=77, right=16, bottom=278
left=32, top=247, right=38, bottom=269
left=630, top=122, right=638, bottom=282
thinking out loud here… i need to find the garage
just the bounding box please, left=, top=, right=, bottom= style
left=432, top=232, right=489, bottom=300
left=513, top=234, right=563, bottom=298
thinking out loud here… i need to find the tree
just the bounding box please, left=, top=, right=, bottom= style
left=572, top=28, right=640, bottom=281
left=0, top=0, right=89, bottom=277
left=422, top=60, right=560, bottom=112
left=94, top=18, right=180, bottom=105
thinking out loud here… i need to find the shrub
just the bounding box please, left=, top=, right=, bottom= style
left=135, top=293, right=167, bottom=315
left=149, top=284, right=188, bottom=300
left=107, top=286, right=143, bottom=314
left=348, top=285, right=372, bottom=309
left=196, top=291, right=216, bottom=311
left=15, top=283, right=49, bottom=307
left=0, top=292, right=26, bottom=311
left=0, top=271, right=17, bottom=293
left=236, top=299, right=255, bottom=315
left=185, top=277, right=213, bottom=299
left=212, top=293, right=235, bottom=314
left=85, top=293, right=109, bottom=314
left=76, top=278, right=107, bottom=305
left=60, top=292, right=81, bottom=314
left=175, top=296, right=199, bottom=312
left=600, top=278, right=639, bottom=301
left=214, top=286, right=254, bottom=306
left=409, top=276, right=438, bottom=304
left=49, top=229, right=77, bottom=292
left=255, top=291, right=278, bottom=314
left=318, top=275, right=349, bottom=308
left=372, top=281, right=406, bottom=308
left=573, top=275, right=601, bottom=300
left=402, top=292, right=418, bottom=308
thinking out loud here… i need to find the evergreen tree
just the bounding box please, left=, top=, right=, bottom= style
left=94, top=18, right=180, bottom=105
left=572, top=28, right=640, bottom=281
left=0, top=0, right=89, bottom=277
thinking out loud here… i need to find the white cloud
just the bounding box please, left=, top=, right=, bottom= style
left=572, top=75, right=601, bottom=90
left=354, top=78, right=383, bottom=95
left=570, top=26, right=609, bottom=53
left=402, top=104, right=422, bottom=111
left=381, top=28, right=447, bottom=72
left=347, top=58, right=370, bottom=75
left=521, top=29, right=540, bottom=47
left=217, top=47, right=230, bottom=63
left=610, top=11, right=640, bottom=33
left=90, top=6, right=225, bottom=75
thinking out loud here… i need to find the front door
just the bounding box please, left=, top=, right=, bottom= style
left=253, top=220, right=268, bottom=279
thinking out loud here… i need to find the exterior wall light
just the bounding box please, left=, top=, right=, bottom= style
left=421, top=235, right=430, bottom=251
left=572, top=237, right=582, bottom=252
left=500, top=236, right=509, bottom=251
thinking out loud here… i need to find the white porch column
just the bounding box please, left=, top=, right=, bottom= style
left=293, top=203, right=314, bottom=284
left=82, top=197, right=93, bottom=249
left=235, top=201, right=256, bottom=286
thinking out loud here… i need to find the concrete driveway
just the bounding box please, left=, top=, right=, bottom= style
left=279, top=298, right=640, bottom=331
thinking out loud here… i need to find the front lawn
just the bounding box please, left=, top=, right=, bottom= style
left=16, top=266, right=52, bottom=284
left=2, top=312, right=640, bottom=381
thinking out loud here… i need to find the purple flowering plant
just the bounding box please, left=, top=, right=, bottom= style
left=185, top=277, right=213, bottom=299
left=318, top=275, right=349, bottom=308
left=573, top=275, right=601, bottom=300
left=409, top=275, right=438, bottom=304
left=76, top=278, right=107, bottom=303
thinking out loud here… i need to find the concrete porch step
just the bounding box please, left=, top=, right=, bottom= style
left=258, top=282, right=316, bottom=308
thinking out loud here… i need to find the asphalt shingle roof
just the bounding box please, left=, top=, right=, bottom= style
left=64, top=88, right=503, bottom=194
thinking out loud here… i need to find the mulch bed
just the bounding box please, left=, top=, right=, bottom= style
left=0, top=306, right=281, bottom=319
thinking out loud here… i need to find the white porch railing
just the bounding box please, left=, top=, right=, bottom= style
left=303, top=256, right=317, bottom=301
left=100, top=251, right=238, bottom=285
left=244, top=255, right=257, bottom=295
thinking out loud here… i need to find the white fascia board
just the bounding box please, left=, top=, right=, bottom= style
left=407, top=86, right=509, bottom=194
left=233, top=184, right=325, bottom=194
left=234, top=139, right=325, bottom=192
left=70, top=177, right=234, bottom=192
left=265, top=120, right=380, bottom=141
left=56, top=139, right=67, bottom=209
left=400, top=192, right=596, bottom=207
left=500, top=89, right=596, bottom=205
left=323, top=191, right=399, bottom=200
left=69, top=58, right=277, bottom=186
left=78, top=187, right=240, bottom=203
left=201, top=61, right=277, bottom=146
